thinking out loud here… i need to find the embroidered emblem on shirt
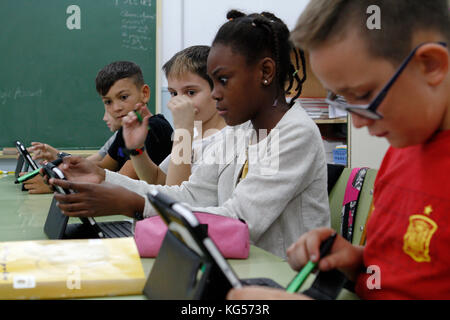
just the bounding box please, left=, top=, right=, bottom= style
left=423, top=205, right=433, bottom=215
left=403, top=206, right=437, bottom=263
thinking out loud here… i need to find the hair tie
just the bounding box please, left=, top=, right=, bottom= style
left=293, top=70, right=299, bottom=77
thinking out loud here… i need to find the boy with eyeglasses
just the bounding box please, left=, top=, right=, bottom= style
left=228, top=0, right=450, bottom=300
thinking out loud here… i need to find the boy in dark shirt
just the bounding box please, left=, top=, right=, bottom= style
left=107, top=114, right=172, bottom=170
left=95, top=61, right=173, bottom=179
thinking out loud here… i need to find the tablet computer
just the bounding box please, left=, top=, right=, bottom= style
left=144, top=190, right=284, bottom=299
left=147, top=190, right=243, bottom=288
left=15, top=140, right=39, bottom=171
left=42, top=162, right=105, bottom=239
left=147, top=190, right=285, bottom=290
left=14, top=154, right=25, bottom=180
left=42, top=162, right=133, bottom=240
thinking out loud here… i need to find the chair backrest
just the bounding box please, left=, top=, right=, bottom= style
left=351, top=169, right=377, bottom=245
left=328, top=167, right=378, bottom=245
left=327, top=164, right=346, bottom=194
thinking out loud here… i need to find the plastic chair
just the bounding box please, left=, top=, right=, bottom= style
left=298, top=166, right=378, bottom=300
left=328, top=167, right=377, bottom=245
left=298, top=166, right=378, bottom=299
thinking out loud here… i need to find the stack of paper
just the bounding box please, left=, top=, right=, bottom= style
left=298, top=98, right=330, bottom=119
left=328, top=95, right=348, bottom=118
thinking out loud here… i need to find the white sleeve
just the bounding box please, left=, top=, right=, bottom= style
left=189, top=120, right=329, bottom=243
left=105, top=157, right=221, bottom=218
left=158, top=154, right=170, bottom=175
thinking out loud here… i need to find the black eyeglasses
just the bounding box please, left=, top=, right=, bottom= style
left=326, top=41, right=448, bottom=120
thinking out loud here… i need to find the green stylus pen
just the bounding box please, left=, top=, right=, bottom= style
left=14, top=157, right=64, bottom=184
left=286, top=232, right=337, bottom=293
left=134, top=109, right=159, bottom=143
left=15, top=168, right=40, bottom=184
left=134, top=109, right=152, bottom=129
left=134, top=109, right=144, bottom=123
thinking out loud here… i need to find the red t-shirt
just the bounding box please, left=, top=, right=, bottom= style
left=355, top=130, right=450, bottom=299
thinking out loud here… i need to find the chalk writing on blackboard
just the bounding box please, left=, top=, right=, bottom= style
left=0, top=88, right=43, bottom=105
left=120, top=10, right=154, bottom=51
left=114, top=0, right=152, bottom=8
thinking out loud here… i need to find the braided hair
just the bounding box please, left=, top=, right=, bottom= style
left=212, top=10, right=306, bottom=107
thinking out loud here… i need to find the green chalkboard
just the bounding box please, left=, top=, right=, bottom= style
left=0, top=0, right=157, bottom=149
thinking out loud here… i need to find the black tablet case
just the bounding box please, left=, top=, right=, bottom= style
left=44, top=197, right=100, bottom=239
left=15, top=154, right=29, bottom=191
left=143, top=227, right=232, bottom=300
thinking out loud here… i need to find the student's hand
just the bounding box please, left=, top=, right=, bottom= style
left=227, top=286, right=312, bottom=300
left=20, top=174, right=53, bottom=194
left=29, top=142, right=59, bottom=163
left=49, top=180, right=144, bottom=218
left=286, top=227, right=364, bottom=282
left=58, top=156, right=106, bottom=184
left=167, top=95, right=197, bottom=131
left=122, top=103, right=152, bottom=150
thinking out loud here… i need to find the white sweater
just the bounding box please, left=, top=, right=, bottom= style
left=158, top=127, right=226, bottom=175
left=105, top=104, right=330, bottom=258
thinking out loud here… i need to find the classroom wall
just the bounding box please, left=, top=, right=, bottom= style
left=158, top=0, right=309, bottom=129
left=160, top=0, right=309, bottom=86
left=350, top=125, right=390, bottom=169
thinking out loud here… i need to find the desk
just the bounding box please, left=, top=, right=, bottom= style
left=0, top=175, right=301, bottom=300
left=0, top=149, right=98, bottom=159
left=0, top=150, right=98, bottom=173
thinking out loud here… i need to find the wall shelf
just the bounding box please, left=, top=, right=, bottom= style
left=314, top=118, right=347, bottom=124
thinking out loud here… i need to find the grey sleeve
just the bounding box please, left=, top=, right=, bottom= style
left=98, top=132, right=118, bottom=158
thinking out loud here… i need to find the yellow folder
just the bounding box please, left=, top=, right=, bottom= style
left=0, top=237, right=146, bottom=299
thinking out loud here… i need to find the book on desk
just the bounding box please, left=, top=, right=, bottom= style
left=0, top=237, right=145, bottom=299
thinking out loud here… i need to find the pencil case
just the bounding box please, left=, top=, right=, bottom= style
left=134, top=211, right=250, bottom=259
